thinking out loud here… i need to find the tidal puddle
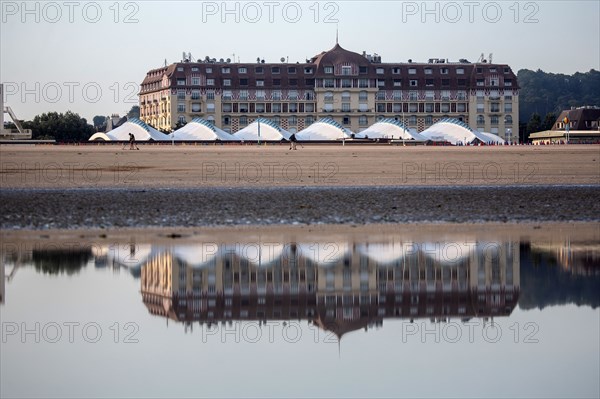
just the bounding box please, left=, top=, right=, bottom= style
left=1, top=223, right=599, bottom=398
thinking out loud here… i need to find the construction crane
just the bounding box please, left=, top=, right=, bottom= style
left=1, top=83, right=32, bottom=139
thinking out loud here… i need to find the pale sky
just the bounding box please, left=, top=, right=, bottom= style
left=1, top=0, right=599, bottom=122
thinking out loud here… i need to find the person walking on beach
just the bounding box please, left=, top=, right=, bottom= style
left=128, top=132, right=139, bottom=150
left=289, top=133, right=297, bottom=150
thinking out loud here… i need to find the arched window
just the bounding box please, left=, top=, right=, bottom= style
left=504, top=115, right=513, bottom=124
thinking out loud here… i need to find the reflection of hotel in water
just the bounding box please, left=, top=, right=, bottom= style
left=141, top=241, right=520, bottom=336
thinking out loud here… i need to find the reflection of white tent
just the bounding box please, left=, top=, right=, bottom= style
left=296, top=117, right=352, bottom=141
left=171, top=117, right=238, bottom=141
left=297, top=242, right=349, bottom=266
left=109, top=243, right=156, bottom=269
left=173, top=244, right=219, bottom=268
left=420, top=118, right=493, bottom=145
left=355, top=119, right=427, bottom=141
left=233, top=242, right=286, bottom=267
left=357, top=241, right=417, bottom=265
left=89, top=118, right=169, bottom=141
left=420, top=241, right=477, bottom=265
left=233, top=118, right=291, bottom=141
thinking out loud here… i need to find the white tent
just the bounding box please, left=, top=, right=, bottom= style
left=420, top=118, right=493, bottom=145
left=296, top=117, right=352, bottom=141
left=89, top=118, right=169, bottom=141
left=356, top=118, right=428, bottom=141
left=170, top=117, right=238, bottom=141
left=480, top=132, right=506, bottom=145
left=233, top=118, right=291, bottom=141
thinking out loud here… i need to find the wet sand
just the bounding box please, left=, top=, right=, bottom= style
left=1, top=144, right=598, bottom=231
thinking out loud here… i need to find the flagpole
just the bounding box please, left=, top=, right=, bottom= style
left=258, top=118, right=261, bottom=146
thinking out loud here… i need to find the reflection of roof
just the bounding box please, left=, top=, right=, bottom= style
left=296, top=117, right=353, bottom=141
left=356, top=119, right=427, bottom=140
left=420, top=118, right=503, bottom=145
left=233, top=118, right=291, bottom=141
left=171, top=118, right=238, bottom=141
left=89, top=118, right=169, bottom=141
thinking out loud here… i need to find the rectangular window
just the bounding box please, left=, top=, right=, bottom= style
left=289, top=79, right=298, bottom=86
left=409, top=80, right=418, bottom=87
left=222, top=103, right=232, bottom=112
left=177, top=67, right=184, bottom=72
left=441, top=68, right=449, bottom=74
left=272, top=90, right=282, bottom=100
left=239, top=103, right=249, bottom=113
left=504, top=103, right=512, bottom=112
left=288, top=90, right=298, bottom=100
left=191, top=90, right=200, bottom=100
left=441, top=103, right=450, bottom=112
left=222, top=90, right=231, bottom=100
left=304, top=67, right=313, bottom=74
left=341, top=103, right=351, bottom=112
left=206, top=103, right=215, bottom=112
left=359, top=115, right=368, bottom=126
left=425, top=103, right=434, bottom=112
left=239, top=78, right=248, bottom=86
left=238, top=67, right=247, bottom=73
left=409, top=91, right=417, bottom=100
left=456, top=68, right=464, bottom=74
left=393, top=90, right=402, bottom=100
left=393, top=79, right=402, bottom=87
left=255, top=67, right=264, bottom=74
left=177, top=103, right=185, bottom=112
left=376, top=67, right=384, bottom=74
left=409, top=103, right=418, bottom=112
left=408, top=68, right=417, bottom=74
left=476, top=79, right=484, bottom=86
left=377, top=79, right=385, bottom=87
left=324, top=66, right=333, bottom=74
left=324, top=79, right=335, bottom=88
left=256, top=90, right=265, bottom=100
left=256, top=103, right=265, bottom=112
left=177, top=78, right=186, bottom=86
left=359, top=79, right=369, bottom=88
left=191, top=103, right=201, bottom=112
left=272, top=103, right=281, bottom=112
left=272, top=67, right=280, bottom=74
left=207, top=78, right=214, bottom=86
left=206, top=91, right=215, bottom=100
left=392, top=67, right=401, bottom=74
left=457, top=103, right=466, bottom=112
left=223, top=79, right=231, bottom=86
left=426, top=79, right=434, bottom=87
left=256, top=80, right=264, bottom=87
left=191, top=77, right=200, bottom=86
left=222, top=67, right=230, bottom=73
left=177, top=90, right=185, bottom=100
left=504, top=79, right=513, bottom=87
left=341, top=66, right=352, bottom=75
left=441, top=90, right=450, bottom=100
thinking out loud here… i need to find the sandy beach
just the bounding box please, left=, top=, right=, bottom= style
left=1, top=144, right=598, bottom=188
left=1, top=144, right=598, bottom=231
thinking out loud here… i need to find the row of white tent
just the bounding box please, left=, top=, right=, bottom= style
left=89, top=117, right=505, bottom=145
left=95, top=240, right=499, bottom=269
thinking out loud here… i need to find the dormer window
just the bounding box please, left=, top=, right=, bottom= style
left=324, top=66, right=333, bottom=74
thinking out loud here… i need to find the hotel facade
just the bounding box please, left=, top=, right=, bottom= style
left=139, top=43, right=519, bottom=141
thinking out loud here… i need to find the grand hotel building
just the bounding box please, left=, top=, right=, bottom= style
left=139, top=43, right=519, bottom=141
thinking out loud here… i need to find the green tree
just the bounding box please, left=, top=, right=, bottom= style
left=23, top=111, right=95, bottom=142
left=93, top=115, right=107, bottom=129
left=542, top=112, right=556, bottom=131
left=526, top=113, right=542, bottom=135
left=127, top=105, right=140, bottom=119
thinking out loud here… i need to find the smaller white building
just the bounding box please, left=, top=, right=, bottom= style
left=171, top=117, right=238, bottom=141
left=233, top=118, right=291, bottom=141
